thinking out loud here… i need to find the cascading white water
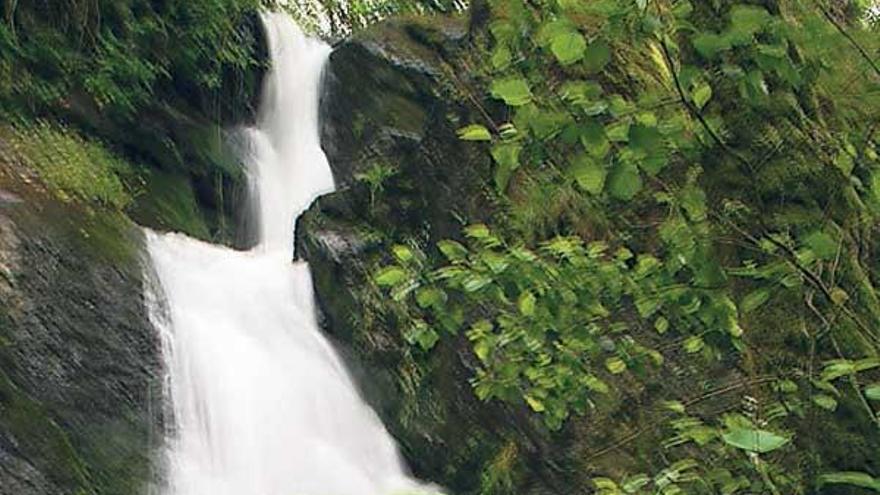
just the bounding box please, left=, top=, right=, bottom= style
left=145, top=12, right=423, bottom=495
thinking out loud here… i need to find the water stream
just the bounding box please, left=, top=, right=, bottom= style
left=145, top=12, right=421, bottom=495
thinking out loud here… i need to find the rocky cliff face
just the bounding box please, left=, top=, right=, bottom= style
left=0, top=150, right=163, bottom=494
left=298, top=16, right=571, bottom=495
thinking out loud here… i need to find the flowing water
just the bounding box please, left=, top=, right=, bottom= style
left=145, top=12, right=421, bottom=495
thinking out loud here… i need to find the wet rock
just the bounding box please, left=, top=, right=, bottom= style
left=0, top=176, right=163, bottom=495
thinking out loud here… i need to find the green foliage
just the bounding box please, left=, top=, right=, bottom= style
left=4, top=122, right=134, bottom=209
left=370, top=0, right=880, bottom=491
left=0, top=0, right=271, bottom=119
left=356, top=162, right=398, bottom=208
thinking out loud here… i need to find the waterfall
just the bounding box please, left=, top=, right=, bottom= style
left=145, top=12, right=422, bottom=495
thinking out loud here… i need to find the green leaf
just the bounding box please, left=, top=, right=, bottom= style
left=607, top=162, right=643, bottom=200
left=822, top=360, right=857, bottom=382
left=536, top=18, right=575, bottom=47
left=721, top=427, right=789, bottom=454
left=491, top=47, right=512, bottom=70
left=741, top=288, right=770, bottom=313
left=518, top=290, right=537, bottom=316
left=865, top=383, right=880, bottom=401
left=406, top=322, right=440, bottom=351
left=629, top=124, right=662, bottom=153
left=490, top=77, right=532, bottom=106
left=683, top=336, right=704, bottom=354
left=392, top=245, right=414, bottom=263
left=457, top=124, right=492, bottom=141
left=569, top=154, right=607, bottom=195
left=583, top=374, right=610, bottom=394
left=729, top=5, right=772, bottom=42
left=580, top=121, right=610, bottom=158
left=463, top=274, right=493, bottom=292
left=437, top=240, right=468, bottom=261
left=804, top=230, right=837, bottom=260
left=672, top=0, right=693, bottom=18
left=654, top=316, right=670, bottom=334
left=622, top=474, right=651, bottom=494
left=465, top=224, right=491, bottom=239
left=662, top=400, right=686, bottom=413
left=525, top=394, right=546, bottom=412
left=416, top=287, right=447, bottom=309
left=491, top=143, right=523, bottom=193
left=692, top=82, right=712, bottom=109
left=818, top=472, right=880, bottom=492
left=551, top=31, right=587, bottom=66
left=812, top=394, right=838, bottom=411
left=606, top=357, right=627, bottom=374
left=680, top=186, right=707, bottom=222
left=375, top=266, right=407, bottom=287
left=692, top=33, right=730, bottom=58
left=583, top=41, right=611, bottom=73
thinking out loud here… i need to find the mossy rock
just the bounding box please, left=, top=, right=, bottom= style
left=0, top=164, right=163, bottom=495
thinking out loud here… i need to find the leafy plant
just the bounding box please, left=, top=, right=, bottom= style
left=369, top=0, right=880, bottom=491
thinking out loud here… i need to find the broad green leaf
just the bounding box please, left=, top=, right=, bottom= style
left=679, top=186, right=707, bottom=222
left=375, top=266, right=407, bottom=287
left=551, top=31, right=587, bottom=66
left=569, top=154, right=606, bottom=195
left=819, top=472, right=880, bottom=492
left=741, top=288, right=770, bottom=313
left=581, top=121, right=610, bottom=158
left=692, top=33, right=730, bottom=58
left=583, top=374, right=610, bottom=394
left=721, top=427, right=789, bottom=453
left=606, top=357, right=627, bottom=374
left=692, top=81, right=712, bottom=109
left=606, top=120, right=631, bottom=142
left=392, top=245, right=414, bottom=263
left=457, top=124, right=492, bottom=141
left=804, top=230, right=837, bottom=260
left=465, top=224, right=491, bottom=239
left=584, top=41, right=611, bottom=73
left=416, top=287, right=447, bottom=309
left=561, top=80, right=603, bottom=105
left=491, top=143, right=522, bottom=193
left=654, top=316, right=669, bottom=334
left=490, top=77, right=532, bottom=106
left=525, top=394, right=545, bottom=412
left=661, top=400, right=686, bottom=413
left=683, top=336, right=704, bottom=354
left=622, top=474, right=651, bottom=494
left=866, top=383, right=880, bottom=401
left=536, top=18, right=576, bottom=47
left=672, top=0, right=693, bottom=18
left=491, top=47, right=512, bottom=70
left=489, top=20, right=517, bottom=45
left=437, top=240, right=468, bottom=261
left=822, top=360, right=857, bottom=382
left=593, top=477, right=620, bottom=492
left=529, top=110, right=571, bottom=141
left=607, top=162, right=643, bottom=200
left=463, top=274, right=492, bottom=292
left=406, top=322, right=439, bottom=351
left=518, top=290, right=537, bottom=316
left=629, top=124, right=662, bottom=153
left=812, top=394, right=838, bottom=411
left=729, top=5, right=772, bottom=43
